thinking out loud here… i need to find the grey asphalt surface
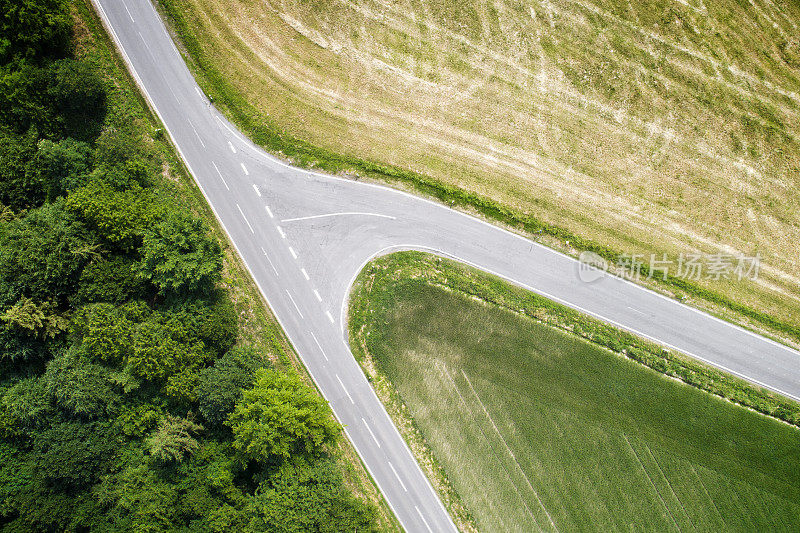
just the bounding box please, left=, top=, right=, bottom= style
left=93, top=0, right=800, bottom=530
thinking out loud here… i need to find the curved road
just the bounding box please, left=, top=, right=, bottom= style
left=93, top=0, right=800, bottom=530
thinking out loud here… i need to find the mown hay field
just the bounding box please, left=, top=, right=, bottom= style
left=161, top=0, right=800, bottom=326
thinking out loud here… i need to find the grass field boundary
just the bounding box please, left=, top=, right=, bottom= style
left=155, top=0, right=800, bottom=347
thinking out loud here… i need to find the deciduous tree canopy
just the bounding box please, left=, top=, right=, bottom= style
left=0, top=2, right=377, bottom=530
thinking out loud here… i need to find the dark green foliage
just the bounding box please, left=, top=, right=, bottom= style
left=66, top=181, right=162, bottom=251
left=41, top=346, right=120, bottom=419
left=137, top=213, right=223, bottom=296
left=0, top=201, right=93, bottom=308
left=73, top=303, right=134, bottom=364
left=246, top=456, right=378, bottom=532
left=169, top=294, right=238, bottom=356
left=31, top=421, right=119, bottom=489
left=0, top=0, right=71, bottom=64
left=0, top=128, right=41, bottom=209
left=0, top=378, right=51, bottom=436
left=0, top=58, right=105, bottom=140
left=74, top=256, right=148, bottom=305
left=46, top=58, right=106, bottom=141
left=197, top=346, right=263, bottom=426
left=33, top=137, right=92, bottom=200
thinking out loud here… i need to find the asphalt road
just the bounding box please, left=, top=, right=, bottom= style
left=93, top=0, right=800, bottom=530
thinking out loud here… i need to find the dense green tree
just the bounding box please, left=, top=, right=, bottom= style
left=0, top=378, right=51, bottom=436
left=0, top=0, right=71, bottom=64
left=0, top=59, right=104, bottom=140
left=145, top=415, right=203, bottom=464
left=32, top=137, right=91, bottom=200
left=126, top=320, right=184, bottom=382
left=137, top=213, right=223, bottom=296
left=0, top=201, right=94, bottom=308
left=245, top=456, right=378, bottom=533
left=168, top=295, right=238, bottom=356
left=0, top=60, right=51, bottom=134
left=72, top=303, right=133, bottom=364
left=114, top=403, right=162, bottom=439
left=94, top=449, right=183, bottom=532
left=228, top=369, right=339, bottom=461
left=32, top=421, right=120, bottom=489
left=46, top=58, right=106, bottom=141
left=73, top=256, right=149, bottom=305
left=41, top=346, right=120, bottom=419
left=66, top=181, right=162, bottom=250
left=197, top=347, right=264, bottom=426
left=0, top=128, right=41, bottom=209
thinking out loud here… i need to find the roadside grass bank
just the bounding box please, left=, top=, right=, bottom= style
left=156, top=0, right=800, bottom=348
left=80, top=1, right=399, bottom=528
left=348, top=251, right=800, bottom=531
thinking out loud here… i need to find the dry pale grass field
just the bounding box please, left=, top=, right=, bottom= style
left=165, top=0, right=800, bottom=325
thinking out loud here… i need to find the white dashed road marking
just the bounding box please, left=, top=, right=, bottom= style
left=362, top=418, right=380, bottom=448
left=260, top=247, right=279, bottom=276
left=325, top=311, right=335, bottom=323
left=415, top=506, right=434, bottom=533
left=285, top=290, right=304, bottom=319
left=228, top=141, right=236, bottom=153
left=277, top=226, right=286, bottom=239
left=288, top=247, right=297, bottom=259
left=211, top=161, right=229, bottom=190
left=240, top=162, right=249, bottom=175
left=252, top=184, right=261, bottom=197
left=123, top=1, right=134, bottom=21
left=388, top=462, right=408, bottom=492
left=310, top=332, right=328, bottom=361
left=336, top=375, right=354, bottom=404
left=265, top=206, right=274, bottom=218
left=313, top=289, right=322, bottom=302
left=236, top=204, right=254, bottom=234
left=187, top=119, right=205, bottom=148
left=301, top=268, right=310, bottom=281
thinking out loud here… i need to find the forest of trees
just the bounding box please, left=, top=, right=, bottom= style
left=0, top=1, right=377, bottom=530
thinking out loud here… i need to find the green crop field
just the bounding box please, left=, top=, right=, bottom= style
left=349, top=254, right=800, bottom=531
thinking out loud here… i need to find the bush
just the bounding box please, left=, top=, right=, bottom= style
left=227, top=369, right=339, bottom=461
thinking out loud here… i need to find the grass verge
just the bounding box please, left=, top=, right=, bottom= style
left=79, top=2, right=399, bottom=529
left=349, top=251, right=800, bottom=531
